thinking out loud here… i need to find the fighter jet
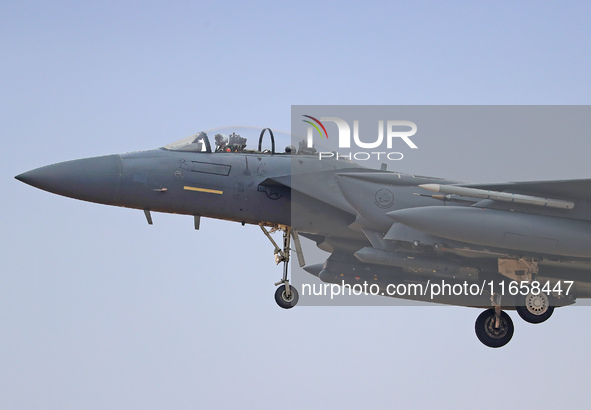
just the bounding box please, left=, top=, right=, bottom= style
left=15, top=126, right=591, bottom=348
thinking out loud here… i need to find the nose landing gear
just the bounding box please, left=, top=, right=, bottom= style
left=275, top=284, right=299, bottom=309
left=260, top=224, right=305, bottom=309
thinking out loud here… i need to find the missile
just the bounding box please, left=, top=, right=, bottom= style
left=419, top=184, right=574, bottom=209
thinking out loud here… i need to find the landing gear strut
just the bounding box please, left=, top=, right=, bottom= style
left=260, top=224, right=304, bottom=309
left=475, top=294, right=514, bottom=348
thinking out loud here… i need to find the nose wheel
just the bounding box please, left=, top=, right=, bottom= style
left=260, top=224, right=304, bottom=309
left=275, top=284, right=299, bottom=309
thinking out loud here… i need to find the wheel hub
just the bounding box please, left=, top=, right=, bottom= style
left=282, top=291, right=294, bottom=302
left=484, top=316, right=509, bottom=339
left=525, top=293, right=549, bottom=315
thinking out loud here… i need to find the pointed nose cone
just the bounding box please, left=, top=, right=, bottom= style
left=15, top=154, right=123, bottom=205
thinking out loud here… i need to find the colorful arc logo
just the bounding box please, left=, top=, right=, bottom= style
left=302, top=115, right=328, bottom=139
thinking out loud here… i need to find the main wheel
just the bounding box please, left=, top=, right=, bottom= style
left=274, top=284, right=299, bottom=309
left=475, top=308, right=514, bottom=348
left=516, top=292, right=554, bottom=324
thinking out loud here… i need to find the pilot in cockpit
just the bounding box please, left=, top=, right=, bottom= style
left=215, top=132, right=248, bottom=153
left=214, top=134, right=229, bottom=152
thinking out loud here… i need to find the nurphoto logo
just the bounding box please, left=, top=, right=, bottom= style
left=302, top=115, right=418, bottom=161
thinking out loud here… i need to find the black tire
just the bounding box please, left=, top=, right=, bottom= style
left=475, top=308, right=514, bottom=348
left=274, top=284, right=299, bottom=309
left=516, top=292, right=554, bottom=324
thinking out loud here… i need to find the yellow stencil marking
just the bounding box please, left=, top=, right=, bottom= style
left=183, top=186, right=223, bottom=195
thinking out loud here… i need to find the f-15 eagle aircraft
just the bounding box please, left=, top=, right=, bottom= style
left=15, top=127, right=591, bottom=348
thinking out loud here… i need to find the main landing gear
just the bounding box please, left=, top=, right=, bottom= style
left=260, top=224, right=305, bottom=309
left=475, top=306, right=514, bottom=348
left=475, top=293, right=514, bottom=348
left=475, top=291, right=555, bottom=348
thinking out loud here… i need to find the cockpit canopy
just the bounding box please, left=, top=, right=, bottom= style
left=162, top=126, right=318, bottom=155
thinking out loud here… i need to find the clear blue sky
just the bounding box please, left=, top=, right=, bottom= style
left=2, top=1, right=591, bottom=409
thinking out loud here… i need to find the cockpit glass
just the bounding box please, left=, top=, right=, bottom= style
left=163, top=131, right=210, bottom=152
left=162, top=126, right=323, bottom=155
